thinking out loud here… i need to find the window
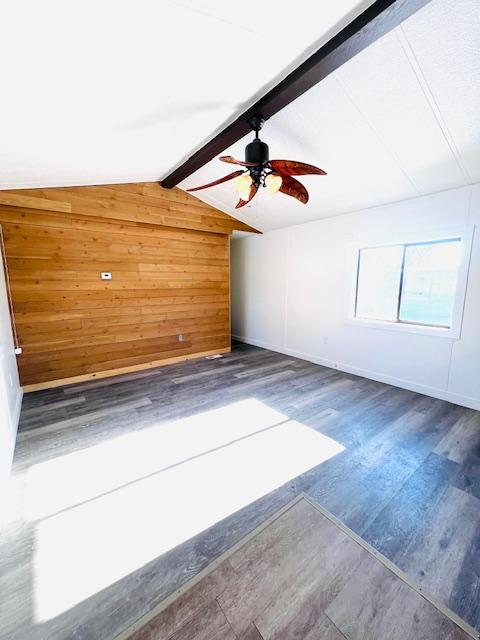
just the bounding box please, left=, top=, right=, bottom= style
left=399, top=241, right=461, bottom=327
left=350, top=231, right=473, bottom=338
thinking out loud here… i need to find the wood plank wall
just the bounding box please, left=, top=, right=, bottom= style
left=0, top=183, right=258, bottom=390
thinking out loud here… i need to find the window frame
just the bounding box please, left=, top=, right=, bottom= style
left=346, top=227, right=474, bottom=339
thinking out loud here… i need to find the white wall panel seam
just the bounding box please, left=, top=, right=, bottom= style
left=396, top=26, right=472, bottom=185
left=333, top=67, right=421, bottom=195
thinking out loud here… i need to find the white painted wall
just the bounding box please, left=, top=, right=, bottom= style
left=0, top=254, right=22, bottom=494
left=231, top=183, right=480, bottom=410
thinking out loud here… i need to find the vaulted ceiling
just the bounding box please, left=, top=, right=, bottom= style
left=180, top=0, right=480, bottom=230
left=2, top=0, right=479, bottom=232
left=0, top=0, right=371, bottom=189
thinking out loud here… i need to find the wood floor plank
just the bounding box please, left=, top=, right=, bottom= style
left=258, top=609, right=347, bottom=640
left=362, top=452, right=459, bottom=559
left=165, top=601, right=236, bottom=640
left=218, top=506, right=332, bottom=635
left=20, top=395, right=87, bottom=417
left=228, top=504, right=365, bottom=638
left=396, top=486, right=480, bottom=606
left=232, top=358, right=297, bottom=379
left=434, top=411, right=480, bottom=464
left=218, top=501, right=346, bottom=636
left=172, top=362, right=246, bottom=383
left=448, top=528, right=480, bottom=631
left=17, top=396, right=152, bottom=439
left=325, top=554, right=472, bottom=640
left=240, top=625, right=265, bottom=640
left=253, top=527, right=364, bottom=639
left=128, top=563, right=235, bottom=640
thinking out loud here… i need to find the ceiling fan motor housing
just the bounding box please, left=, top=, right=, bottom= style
left=245, top=138, right=269, bottom=165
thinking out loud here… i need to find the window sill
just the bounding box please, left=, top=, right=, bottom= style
left=346, top=317, right=460, bottom=339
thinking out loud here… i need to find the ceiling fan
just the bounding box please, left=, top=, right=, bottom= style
left=187, top=115, right=326, bottom=209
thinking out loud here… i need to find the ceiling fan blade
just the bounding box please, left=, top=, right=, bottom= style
left=220, top=155, right=258, bottom=167
left=235, top=184, right=258, bottom=209
left=279, top=175, right=309, bottom=204
left=270, top=160, right=326, bottom=176
left=186, top=170, right=245, bottom=192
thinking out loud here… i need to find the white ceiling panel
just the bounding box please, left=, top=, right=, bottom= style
left=0, top=0, right=371, bottom=189
left=401, top=0, right=480, bottom=183
left=335, top=30, right=467, bottom=195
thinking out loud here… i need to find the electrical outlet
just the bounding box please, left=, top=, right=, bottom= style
left=14, top=347, right=22, bottom=355
left=178, top=334, right=184, bottom=342
left=101, top=272, right=112, bottom=280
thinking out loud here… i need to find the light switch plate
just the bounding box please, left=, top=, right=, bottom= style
left=101, top=272, right=112, bottom=280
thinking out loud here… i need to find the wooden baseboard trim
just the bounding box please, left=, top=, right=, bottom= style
left=22, top=347, right=231, bottom=393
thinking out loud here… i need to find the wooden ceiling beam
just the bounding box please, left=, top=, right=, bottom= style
left=161, top=0, right=431, bottom=189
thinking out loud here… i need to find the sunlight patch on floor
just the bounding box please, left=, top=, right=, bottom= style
left=26, top=399, right=290, bottom=520
left=32, top=398, right=344, bottom=622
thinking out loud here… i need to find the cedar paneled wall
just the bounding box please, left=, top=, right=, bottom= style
left=0, top=182, right=258, bottom=390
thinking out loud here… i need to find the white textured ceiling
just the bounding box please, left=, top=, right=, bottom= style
left=0, top=0, right=371, bottom=189
left=180, top=0, right=480, bottom=231
left=2, top=0, right=479, bottom=233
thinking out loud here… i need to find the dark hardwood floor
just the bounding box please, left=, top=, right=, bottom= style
left=1, top=342, right=480, bottom=639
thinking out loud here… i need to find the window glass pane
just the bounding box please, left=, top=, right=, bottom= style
left=399, top=239, right=461, bottom=327
left=356, top=245, right=403, bottom=321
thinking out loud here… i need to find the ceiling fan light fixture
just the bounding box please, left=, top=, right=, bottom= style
left=234, top=173, right=252, bottom=200
left=265, top=173, right=282, bottom=195
left=186, top=116, right=326, bottom=206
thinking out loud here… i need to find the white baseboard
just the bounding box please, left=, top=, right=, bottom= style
left=232, top=335, right=480, bottom=411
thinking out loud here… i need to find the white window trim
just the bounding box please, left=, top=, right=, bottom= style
left=345, top=226, right=475, bottom=340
